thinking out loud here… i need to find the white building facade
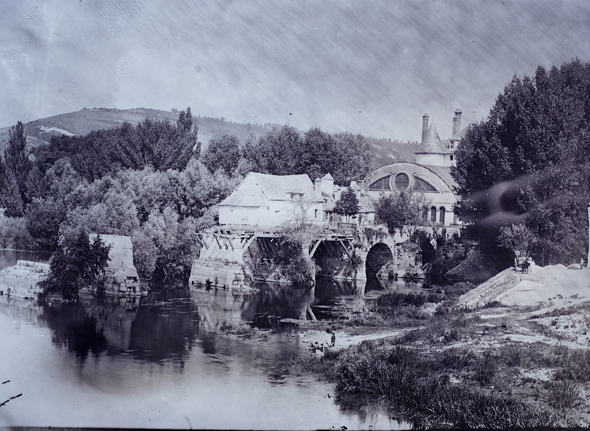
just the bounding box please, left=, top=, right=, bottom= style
left=363, top=109, right=465, bottom=226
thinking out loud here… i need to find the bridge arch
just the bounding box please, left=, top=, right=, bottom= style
left=365, top=242, right=394, bottom=280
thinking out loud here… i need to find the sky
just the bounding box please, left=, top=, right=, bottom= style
left=1, top=0, right=590, bottom=142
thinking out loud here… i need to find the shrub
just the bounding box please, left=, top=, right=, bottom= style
left=504, top=344, right=523, bottom=367
left=474, top=351, right=496, bottom=385
left=38, top=231, right=110, bottom=302
left=546, top=380, right=580, bottom=409
left=292, top=339, right=557, bottom=428
left=439, top=347, right=473, bottom=369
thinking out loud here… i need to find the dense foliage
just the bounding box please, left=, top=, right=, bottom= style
left=374, top=191, right=430, bottom=234
left=0, top=121, right=31, bottom=216
left=201, top=134, right=241, bottom=175
left=39, top=231, right=110, bottom=301
left=333, top=187, right=360, bottom=221
left=32, top=108, right=198, bottom=182
left=242, top=126, right=372, bottom=185
left=452, top=59, right=590, bottom=266
left=0, top=107, right=376, bottom=285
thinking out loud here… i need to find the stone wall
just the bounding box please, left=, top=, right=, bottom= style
left=188, top=259, right=252, bottom=290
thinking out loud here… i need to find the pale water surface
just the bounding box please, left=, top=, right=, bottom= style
left=0, top=250, right=411, bottom=429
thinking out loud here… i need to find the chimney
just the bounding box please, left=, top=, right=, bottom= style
left=314, top=178, right=322, bottom=197
left=422, top=114, right=429, bottom=144
left=452, top=109, right=462, bottom=138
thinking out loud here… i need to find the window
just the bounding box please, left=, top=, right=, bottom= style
left=430, top=206, right=437, bottom=222
left=394, top=173, right=410, bottom=190
left=369, top=176, right=391, bottom=190
left=439, top=207, right=446, bottom=225
left=412, top=176, right=438, bottom=193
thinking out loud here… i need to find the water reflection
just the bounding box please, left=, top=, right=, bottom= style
left=242, top=283, right=316, bottom=327
left=35, top=277, right=411, bottom=365
left=41, top=302, right=108, bottom=362
left=0, top=275, right=414, bottom=428
left=129, top=298, right=200, bottom=361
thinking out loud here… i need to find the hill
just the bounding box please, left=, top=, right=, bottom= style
left=0, top=108, right=418, bottom=169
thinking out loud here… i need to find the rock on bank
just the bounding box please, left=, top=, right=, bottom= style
left=0, top=260, right=49, bottom=299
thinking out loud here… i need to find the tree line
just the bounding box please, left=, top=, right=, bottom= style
left=0, top=109, right=374, bottom=290
left=3, top=58, right=588, bottom=293
left=452, top=59, right=590, bottom=267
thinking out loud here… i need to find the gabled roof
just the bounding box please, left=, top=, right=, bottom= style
left=220, top=172, right=321, bottom=207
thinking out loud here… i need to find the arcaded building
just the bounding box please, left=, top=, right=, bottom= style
left=363, top=110, right=465, bottom=226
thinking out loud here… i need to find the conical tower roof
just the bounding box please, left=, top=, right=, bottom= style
left=418, top=123, right=445, bottom=154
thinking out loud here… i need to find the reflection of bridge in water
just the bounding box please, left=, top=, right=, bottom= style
left=25, top=278, right=395, bottom=363
left=189, top=225, right=459, bottom=289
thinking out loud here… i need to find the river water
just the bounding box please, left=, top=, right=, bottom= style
left=0, top=250, right=412, bottom=429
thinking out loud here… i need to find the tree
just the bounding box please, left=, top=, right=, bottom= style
left=138, top=207, right=199, bottom=283
left=374, top=191, right=430, bottom=234
left=26, top=198, right=67, bottom=251
left=4, top=121, right=32, bottom=205
left=0, top=164, right=24, bottom=217
left=452, top=59, right=590, bottom=265
left=334, top=187, right=360, bottom=222
left=497, top=223, right=537, bottom=260
left=39, top=231, right=110, bottom=301
left=31, top=109, right=198, bottom=182
left=201, top=134, right=241, bottom=175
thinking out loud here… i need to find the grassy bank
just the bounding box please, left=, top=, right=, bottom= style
left=290, top=291, right=590, bottom=428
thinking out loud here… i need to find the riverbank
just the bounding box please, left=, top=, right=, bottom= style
left=288, top=264, right=590, bottom=428
left=0, top=260, right=48, bottom=299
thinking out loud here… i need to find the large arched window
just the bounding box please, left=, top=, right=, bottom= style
left=369, top=176, right=391, bottom=191
left=394, top=173, right=410, bottom=191
left=439, top=207, right=446, bottom=225
left=430, top=206, right=437, bottom=223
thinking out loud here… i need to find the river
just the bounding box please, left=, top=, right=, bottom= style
left=0, top=250, right=411, bottom=429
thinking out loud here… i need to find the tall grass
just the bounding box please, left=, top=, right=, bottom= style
left=295, top=342, right=556, bottom=428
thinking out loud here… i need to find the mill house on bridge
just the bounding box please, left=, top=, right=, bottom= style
left=188, top=111, right=464, bottom=289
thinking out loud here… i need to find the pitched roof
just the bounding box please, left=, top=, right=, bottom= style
left=220, top=172, right=320, bottom=207
left=420, top=164, right=457, bottom=190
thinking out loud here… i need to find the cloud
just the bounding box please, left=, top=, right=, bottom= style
left=1, top=0, right=590, bottom=141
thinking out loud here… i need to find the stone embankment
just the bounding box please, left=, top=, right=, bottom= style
left=0, top=260, right=49, bottom=299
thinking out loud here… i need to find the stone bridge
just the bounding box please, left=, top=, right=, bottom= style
left=188, top=225, right=460, bottom=289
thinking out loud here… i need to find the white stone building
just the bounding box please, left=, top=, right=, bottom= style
left=363, top=109, right=465, bottom=226
left=218, top=172, right=325, bottom=227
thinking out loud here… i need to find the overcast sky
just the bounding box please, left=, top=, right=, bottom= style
left=1, top=0, right=589, bottom=141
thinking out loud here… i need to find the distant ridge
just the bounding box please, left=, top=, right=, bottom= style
left=0, top=107, right=277, bottom=152
left=0, top=107, right=418, bottom=169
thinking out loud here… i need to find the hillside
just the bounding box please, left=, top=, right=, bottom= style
left=0, top=108, right=418, bottom=169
